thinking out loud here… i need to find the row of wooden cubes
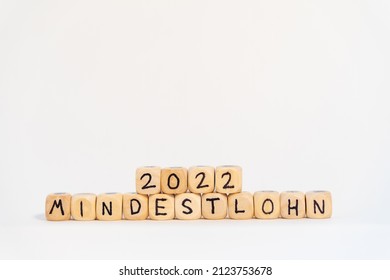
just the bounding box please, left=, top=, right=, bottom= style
left=45, top=191, right=332, bottom=221
left=136, top=166, right=242, bottom=194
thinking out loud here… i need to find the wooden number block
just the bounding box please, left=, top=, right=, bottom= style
left=96, top=193, right=123, bottom=221
left=71, top=193, right=96, bottom=221
left=45, top=193, right=71, bottom=221
left=215, top=165, right=242, bottom=194
left=188, top=166, right=215, bottom=194
left=149, top=194, right=175, bottom=220
left=202, top=193, right=227, bottom=220
left=280, top=191, right=306, bottom=219
left=305, top=191, right=332, bottom=219
left=123, top=193, right=149, bottom=220
left=136, top=166, right=161, bottom=195
left=254, top=191, right=280, bottom=219
left=161, top=167, right=187, bottom=194
left=228, top=192, right=254, bottom=219
left=175, top=193, right=201, bottom=220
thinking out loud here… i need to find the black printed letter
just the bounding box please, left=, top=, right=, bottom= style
left=181, top=198, right=193, bottom=215
left=235, top=199, right=245, bottom=214
left=206, top=197, right=220, bottom=214
left=261, top=198, right=274, bottom=215
left=313, top=199, right=325, bottom=214
left=102, top=201, right=112, bottom=216
left=155, top=198, right=167, bottom=216
left=288, top=199, right=299, bottom=216
left=49, top=199, right=64, bottom=216
left=130, top=199, right=141, bottom=215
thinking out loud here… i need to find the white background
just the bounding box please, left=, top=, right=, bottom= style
left=1, top=0, right=389, bottom=259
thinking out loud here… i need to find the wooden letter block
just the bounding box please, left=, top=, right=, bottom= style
left=228, top=192, right=254, bottom=219
left=161, top=167, right=187, bottom=194
left=123, top=193, right=149, bottom=220
left=254, top=191, right=280, bottom=219
left=280, top=191, right=306, bottom=219
left=175, top=193, right=201, bottom=220
left=96, top=193, right=123, bottom=221
left=71, top=193, right=96, bottom=221
left=149, top=194, right=175, bottom=220
left=202, top=193, right=227, bottom=220
left=136, top=166, right=161, bottom=195
left=45, top=193, right=71, bottom=221
left=305, top=191, right=332, bottom=219
left=188, top=166, right=215, bottom=194
left=215, top=165, right=242, bottom=194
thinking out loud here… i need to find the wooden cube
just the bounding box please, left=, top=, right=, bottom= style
left=254, top=191, right=280, bottom=219
left=149, top=194, right=175, bottom=220
left=188, top=166, right=215, bottom=194
left=136, top=166, right=161, bottom=195
left=161, top=167, right=187, bottom=194
left=71, top=193, right=96, bottom=221
left=215, top=165, right=242, bottom=194
left=228, top=192, right=254, bottom=219
left=96, top=193, right=123, bottom=221
left=123, top=193, right=149, bottom=220
left=45, top=193, right=71, bottom=221
left=202, top=193, right=227, bottom=220
left=306, top=191, right=332, bottom=219
left=175, top=193, right=201, bottom=220
left=280, top=191, right=306, bottom=219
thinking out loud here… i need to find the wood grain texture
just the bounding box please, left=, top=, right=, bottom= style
left=254, top=191, right=280, bottom=219
left=71, top=193, right=96, bottom=221
left=202, top=193, right=228, bottom=220
left=161, top=167, right=188, bottom=194
left=175, top=193, right=201, bottom=220
left=123, top=193, right=149, bottom=220
left=136, top=166, right=161, bottom=195
left=215, top=165, right=242, bottom=194
left=45, top=193, right=71, bottom=221
left=188, top=166, right=215, bottom=194
left=280, top=191, right=306, bottom=219
left=228, top=192, right=254, bottom=219
left=149, top=194, right=175, bottom=220
left=305, top=191, right=332, bottom=219
left=96, top=193, right=123, bottom=221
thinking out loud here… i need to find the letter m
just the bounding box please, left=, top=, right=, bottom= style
left=49, top=199, right=64, bottom=215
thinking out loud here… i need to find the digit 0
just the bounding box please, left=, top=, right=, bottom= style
left=167, top=173, right=180, bottom=189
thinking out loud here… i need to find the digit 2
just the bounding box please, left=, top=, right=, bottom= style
left=140, top=173, right=156, bottom=189
left=222, top=172, right=234, bottom=189
left=195, top=172, right=209, bottom=189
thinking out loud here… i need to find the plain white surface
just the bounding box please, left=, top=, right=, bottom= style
left=1, top=0, right=390, bottom=259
